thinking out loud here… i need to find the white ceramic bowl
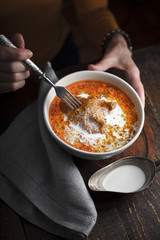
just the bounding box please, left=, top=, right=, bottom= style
left=43, top=71, right=145, bottom=160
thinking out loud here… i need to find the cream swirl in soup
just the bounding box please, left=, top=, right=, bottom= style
left=49, top=80, right=138, bottom=153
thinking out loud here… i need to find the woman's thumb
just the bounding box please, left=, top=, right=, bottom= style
left=88, top=57, right=113, bottom=71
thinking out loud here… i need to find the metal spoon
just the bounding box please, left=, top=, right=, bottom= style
left=88, top=156, right=160, bottom=193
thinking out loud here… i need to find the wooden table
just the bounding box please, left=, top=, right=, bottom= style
left=0, top=44, right=160, bottom=240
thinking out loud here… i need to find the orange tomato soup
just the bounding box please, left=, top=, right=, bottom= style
left=49, top=80, right=138, bottom=153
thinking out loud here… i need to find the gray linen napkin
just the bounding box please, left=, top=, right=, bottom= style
left=0, top=62, right=97, bottom=240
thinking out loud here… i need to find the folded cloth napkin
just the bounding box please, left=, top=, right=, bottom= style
left=0, top=62, right=97, bottom=240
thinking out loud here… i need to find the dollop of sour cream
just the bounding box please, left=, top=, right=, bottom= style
left=63, top=94, right=135, bottom=151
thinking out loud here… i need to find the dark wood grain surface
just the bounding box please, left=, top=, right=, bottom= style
left=0, top=44, right=160, bottom=240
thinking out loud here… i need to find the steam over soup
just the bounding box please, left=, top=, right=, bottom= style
left=49, top=80, right=138, bottom=153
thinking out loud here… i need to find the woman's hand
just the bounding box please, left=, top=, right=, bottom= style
left=0, top=33, right=33, bottom=93
left=88, top=33, right=145, bottom=106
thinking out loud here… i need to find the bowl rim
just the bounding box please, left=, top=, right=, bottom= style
left=43, top=70, right=145, bottom=156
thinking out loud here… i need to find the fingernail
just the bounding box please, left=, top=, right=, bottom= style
left=26, top=50, right=33, bottom=58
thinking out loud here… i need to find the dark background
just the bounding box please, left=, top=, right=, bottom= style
left=109, top=0, right=160, bottom=50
